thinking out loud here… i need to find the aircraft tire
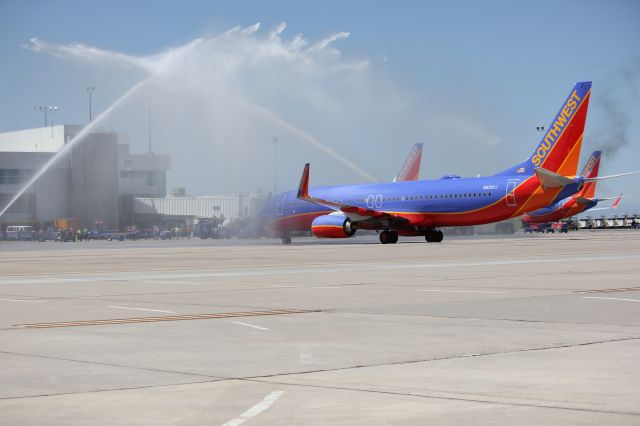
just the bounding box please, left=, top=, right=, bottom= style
left=281, top=233, right=292, bottom=244
left=379, top=230, right=392, bottom=244
left=425, top=229, right=443, bottom=243
left=389, top=231, right=399, bottom=244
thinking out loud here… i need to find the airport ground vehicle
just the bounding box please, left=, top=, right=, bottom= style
left=551, top=222, right=569, bottom=233
left=4, top=225, right=35, bottom=241
left=37, top=229, right=62, bottom=242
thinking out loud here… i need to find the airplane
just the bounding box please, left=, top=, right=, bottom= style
left=522, top=150, right=627, bottom=223
left=263, top=81, right=593, bottom=244
left=261, top=142, right=424, bottom=243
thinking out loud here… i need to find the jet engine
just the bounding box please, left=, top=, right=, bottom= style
left=311, top=214, right=356, bottom=238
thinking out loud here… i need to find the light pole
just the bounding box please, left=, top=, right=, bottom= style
left=147, top=99, right=153, bottom=154
left=34, top=105, right=58, bottom=127
left=273, top=137, right=278, bottom=194
left=86, top=86, right=95, bottom=122
left=34, top=106, right=59, bottom=137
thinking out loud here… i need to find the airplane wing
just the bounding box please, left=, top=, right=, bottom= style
left=394, top=143, right=423, bottom=182
left=583, top=170, right=640, bottom=182
left=297, top=163, right=408, bottom=223
left=576, top=194, right=624, bottom=205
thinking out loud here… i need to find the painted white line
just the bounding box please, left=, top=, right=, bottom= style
left=230, top=321, right=269, bottom=331
left=418, top=289, right=507, bottom=294
left=4, top=253, right=640, bottom=286
left=107, top=306, right=177, bottom=314
left=0, top=298, right=45, bottom=303
left=142, top=280, right=203, bottom=285
left=581, top=296, right=640, bottom=303
left=222, top=391, right=284, bottom=426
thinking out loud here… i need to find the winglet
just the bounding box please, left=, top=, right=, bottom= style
left=612, top=193, right=622, bottom=209
left=534, top=167, right=575, bottom=190
left=297, top=163, right=310, bottom=199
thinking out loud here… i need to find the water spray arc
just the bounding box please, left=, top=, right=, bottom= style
left=0, top=80, right=149, bottom=219
left=4, top=22, right=382, bottom=218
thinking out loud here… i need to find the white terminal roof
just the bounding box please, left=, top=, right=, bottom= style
left=0, top=125, right=85, bottom=152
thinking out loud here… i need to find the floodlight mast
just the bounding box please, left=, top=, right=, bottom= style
left=86, top=86, right=96, bottom=122
left=34, top=105, right=58, bottom=127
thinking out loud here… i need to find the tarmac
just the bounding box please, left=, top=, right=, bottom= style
left=1, top=230, right=639, bottom=425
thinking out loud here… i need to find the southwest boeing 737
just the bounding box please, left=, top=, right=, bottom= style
left=522, top=150, right=630, bottom=223
left=261, top=142, right=424, bottom=243
left=262, top=81, right=594, bottom=244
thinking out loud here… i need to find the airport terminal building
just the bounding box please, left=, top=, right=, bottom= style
left=0, top=125, right=170, bottom=230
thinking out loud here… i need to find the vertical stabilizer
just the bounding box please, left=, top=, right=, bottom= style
left=394, top=143, right=423, bottom=182
left=578, top=150, right=601, bottom=199
left=497, top=81, right=592, bottom=176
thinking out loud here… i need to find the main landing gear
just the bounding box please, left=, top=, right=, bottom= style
left=281, top=232, right=292, bottom=244
left=425, top=229, right=443, bottom=243
left=379, top=230, right=399, bottom=244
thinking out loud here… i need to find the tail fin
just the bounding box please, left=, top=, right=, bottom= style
left=394, top=143, right=423, bottom=182
left=578, top=150, right=601, bottom=199
left=497, top=81, right=592, bottom=176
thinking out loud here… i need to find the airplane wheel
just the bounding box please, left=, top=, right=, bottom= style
left=281, top=233, right=292, bottom=244
left=425, top=229, right=443, bottom=243
left=380, top=230, right=396, bottom=244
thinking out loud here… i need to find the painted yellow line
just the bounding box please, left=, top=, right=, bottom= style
left=16, top=309, right=318, bottom=329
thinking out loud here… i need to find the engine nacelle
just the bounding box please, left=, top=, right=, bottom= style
left=311, top=214, right=356, bottom=238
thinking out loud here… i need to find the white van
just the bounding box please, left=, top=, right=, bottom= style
left=5, top=225, right=35, bottom=241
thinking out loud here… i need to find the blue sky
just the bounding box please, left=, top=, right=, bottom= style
left=1, top=0, right=639, bottom=212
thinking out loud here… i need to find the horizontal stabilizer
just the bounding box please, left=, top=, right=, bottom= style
left=575, top=196, right=592, bottom=204
left=583, top=170, right=640, bottom=182
left=534, top=167, right=575, bottom=190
